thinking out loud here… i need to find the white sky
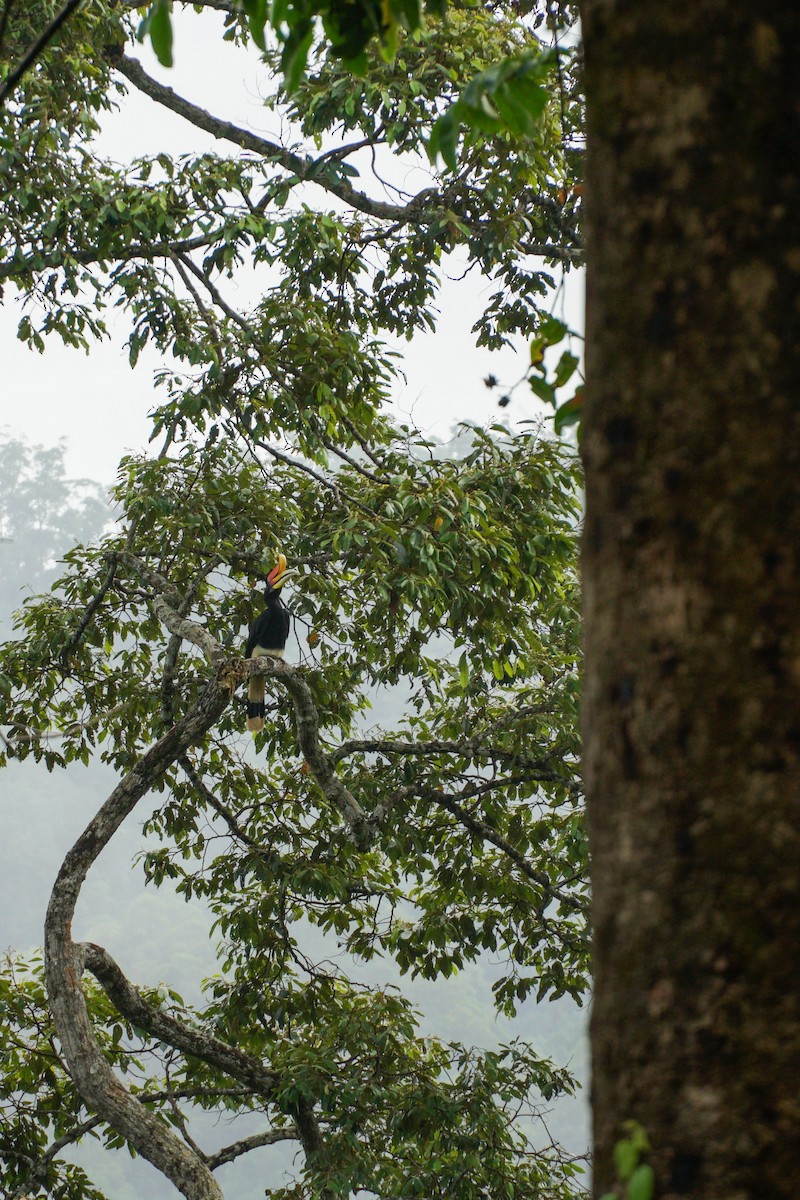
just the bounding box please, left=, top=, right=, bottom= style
left=0, top=10, right=584, bottom=483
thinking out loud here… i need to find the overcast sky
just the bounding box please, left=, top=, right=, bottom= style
left=1, top=10, right=584, bottom=483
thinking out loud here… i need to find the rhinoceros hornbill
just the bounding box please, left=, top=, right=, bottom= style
left=245, top=554, right=292, bottom=732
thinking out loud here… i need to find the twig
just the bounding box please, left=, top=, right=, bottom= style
left=424, top=785, right=586, bottom=912
left=250, top=434, right=376, bottom=517
left=179, top=754, right=259, bottom=847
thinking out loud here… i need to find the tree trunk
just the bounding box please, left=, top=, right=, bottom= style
left=580, top=3, right=800, bottom=1197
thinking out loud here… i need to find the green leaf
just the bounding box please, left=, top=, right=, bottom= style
left=537, top=316, right=567, bottom=347
left=554, top=388, right=584, bottom=434
left=282, top=23, right=314, bottom=91
left=428, top=106, right=460, bottom=171
left=529, top=376, right=557, bottom=407
left=529, top=336, right=546, bottom=366
left=149, top=0, right=174, bottom=68
left=427, top=49, right=556, bottom=167
left=613, top=1138, right=638, bottom=1183
left=629, top=1164, right=655, bottom=1200
left=554, top=350, right=579, bottom=388
left=392, top=0, right=422, bottom=28
left=493, top=71, right=548, bottom=137
left=242, top=0, right=268, bottom=51
left=380, top=12, right=400, bottom=61
left=271, top=0, right=288, bottom=27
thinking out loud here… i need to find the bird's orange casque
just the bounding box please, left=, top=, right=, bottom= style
left=266, top=553, right=288, bottom=588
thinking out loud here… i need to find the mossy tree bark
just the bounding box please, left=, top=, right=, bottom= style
left=580, top=3, right=800, bottom=1197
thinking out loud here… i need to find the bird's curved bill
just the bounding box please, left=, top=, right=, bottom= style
left=267, top=554, right=290, bottom=587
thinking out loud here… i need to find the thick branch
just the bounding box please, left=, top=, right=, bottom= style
left=9, top=1085, right=259, bottom=1199
left=118, top=553, right=226, bottom=667
left=332, top=731, right=560, bottom=768
left=207, top=1127, right=296, bottom=1169
left=44, top=677, right=231, bottom=1200
left=160, top=572, right=214, bottom=727
left=82, top=942, right=329, bottom=1174
left=251, top=654, right=371, bottom=845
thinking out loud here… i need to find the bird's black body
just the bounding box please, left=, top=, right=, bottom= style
left=246, top=590, right=290, bottom=659
left=245, top=567, right=291, bottom=732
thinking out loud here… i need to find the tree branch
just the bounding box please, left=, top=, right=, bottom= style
left=331, top=729, right=560, bottom=768
left=206, top=1126, right=296, bottom=1170
left=81, top=941, right=330, bottom=1176
left=0, top=231, right=224, bottom=284
left=44, top=678, right=232, bottom=1200
left=423, top=785, right=586, bottom=912
left=81, top=942, right=281, bottom=1097
left=108, top=52, right=581, bottom=264
left=8, top=1084, right=263, bottom=1199
left=179, top=753, right=259, bottom=844
left=111, top=53, right=412, bottom=224
left=1, top=699, right=132, bottom=752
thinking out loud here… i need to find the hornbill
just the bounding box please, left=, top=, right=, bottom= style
left=245, top=554, right=292, bottom=732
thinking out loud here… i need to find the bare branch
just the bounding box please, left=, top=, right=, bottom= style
left=249, top=654, right=371, bottom=844
left=321, top=436, right=388, bottom=485
left=167, top=248, right=226, bottom=355
left=179, top=753, right=259, bottom=847
left=251, top=434, right=378, bottom=517
left=175, top=250, right=257, bottom=338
